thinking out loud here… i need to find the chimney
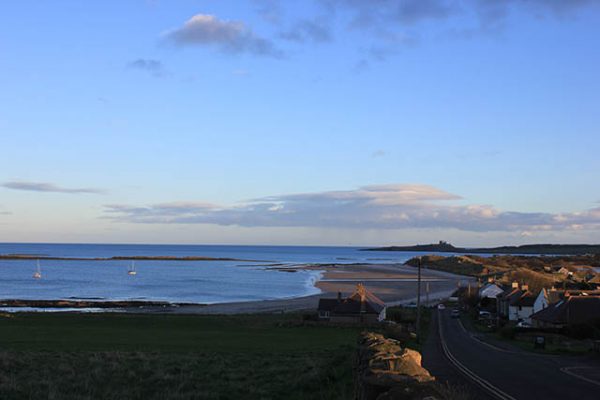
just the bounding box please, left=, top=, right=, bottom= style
left=337, top=291, right=342, bottom=302
left=512, top=282, right=519, bottom=289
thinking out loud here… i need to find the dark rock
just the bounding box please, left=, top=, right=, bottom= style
left=355, top=332, right=434, bottom=400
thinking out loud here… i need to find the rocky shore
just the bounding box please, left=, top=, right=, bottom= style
left=0, top=299, right=200, bottom=310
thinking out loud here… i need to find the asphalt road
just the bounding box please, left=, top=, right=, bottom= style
left=423, top=309, right=600, bottom=400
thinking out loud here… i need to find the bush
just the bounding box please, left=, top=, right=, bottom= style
left=385, top=307, right=417, bottom=324
left=563, top=318, right=600, bottom=339
left=499, top=325, right=516, bottom=340
left=382, top=324, right=413, bottom=343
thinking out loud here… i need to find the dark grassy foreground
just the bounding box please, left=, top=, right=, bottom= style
left=0, top=313, right=361, bottom=400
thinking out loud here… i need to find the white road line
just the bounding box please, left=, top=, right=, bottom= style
left=457, top=318, right=469, bottom=334
left=560, top=367, right=600, bottom=387
left=459, top=321, right=516, bottom=355
left=438, top=310, right=517, bottom=400
left=460, top=319, right=566, bottom=359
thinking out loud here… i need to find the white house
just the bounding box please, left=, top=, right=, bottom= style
left=508, top=289, right=536, bottom=323
left=533, top=289, right=548, bottom=314
left=478, top=283, right=505, bottom=299
left=533, top=288, right=564, bottom=314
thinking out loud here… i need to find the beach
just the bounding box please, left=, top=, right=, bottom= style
left=164, top=262, right=472, bottom=314
left=0, top=244, right=473, bottom=314
left=0, top=262, right=472, bottom=314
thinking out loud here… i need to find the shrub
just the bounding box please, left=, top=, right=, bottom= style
left=499, top=325, right=516, bottom=340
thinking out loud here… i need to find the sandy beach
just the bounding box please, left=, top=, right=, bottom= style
left=163, top=263, right=474, bottom=314
left=0, top=262, right=474, bottom=315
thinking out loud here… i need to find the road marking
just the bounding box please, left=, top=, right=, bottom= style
left=560, top=367, right=600, bottom=387
left=457, top=318, right=469, bottom=334
left=457, top=317, right=515, bottom=354
left=438, top=310, right=517, bottom=400
left=467, top=331, right=516, bottom=354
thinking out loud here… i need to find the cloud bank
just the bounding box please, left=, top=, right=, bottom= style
left=103, top=184, right=600, bottom=233
left=3, top=181, right=106, bottom=194
left=164, top=14, right=282, bottom=57
left=158, top=2, right=598, bottom=63
left=320, top=0, right=598, bottom=27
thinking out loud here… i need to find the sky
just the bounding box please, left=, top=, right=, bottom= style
left=1, top=0, right=600, bottom=246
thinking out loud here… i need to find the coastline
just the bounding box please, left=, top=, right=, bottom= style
left=0, top=263, right=473, bottom=315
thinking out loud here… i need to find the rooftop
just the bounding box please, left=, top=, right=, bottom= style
left=318, top=284, right=386, bottom=315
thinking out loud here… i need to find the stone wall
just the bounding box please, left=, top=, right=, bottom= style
left=354, top=332, right=435, bottom=400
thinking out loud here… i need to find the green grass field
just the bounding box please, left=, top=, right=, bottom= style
left=0, top=313, right=361, bottom=400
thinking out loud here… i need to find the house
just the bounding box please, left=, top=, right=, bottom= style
left=497, top=282, right=522, bottom=318
left=509, top=291, right=536, bottom=323
left=478, top=282, right=505, bottom=312
left=533, top=288, right=566, bottom=314
left=479, top=282, right=505, bottom=299
left=533, top=289, right=548, bottom=314
left=557, top=267, right=573, bottom=278
left=588, top=274, right=600, bottom=289
left=497, top=283, right=537, bottom=323
left=317, top=283, right=386, bottom=323
left=531, top=296, right=600, bottom=328
left=535, top=288, right=600, bottom=311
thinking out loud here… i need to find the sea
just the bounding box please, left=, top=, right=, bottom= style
left=0, top=243, right=423, bottom=305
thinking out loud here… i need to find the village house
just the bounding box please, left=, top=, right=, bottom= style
left=587, top=274, right=600, bottom=289
left=557, top=266, right=573, bottom=278
left=531, top=296, right=600, bottom=328
left=478, top=281, right=505, bottom=312
left=478, top=282, right=505, bottom=299
left=509, top=290, right=536, bottom=324
left=317, top=283, right=386, bottom=323
left=533, top=288, right=566, bottom=314
left=497, top=283, right=537, bottom=323
left=535, top=288, right=600, bottom=310
left=497, top=282, right=522, bottom=319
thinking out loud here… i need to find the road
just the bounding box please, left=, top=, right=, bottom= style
left=422, top=309, right=600, bottom=400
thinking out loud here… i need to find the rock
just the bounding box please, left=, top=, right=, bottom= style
left=355, top=332, right=434, bottom=400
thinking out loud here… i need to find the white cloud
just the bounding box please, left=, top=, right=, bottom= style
left=164, top=14, right=283, bottom=57
left=103, top=183, right=600, bottom=233
left=3, top=181, right=106, bottom=194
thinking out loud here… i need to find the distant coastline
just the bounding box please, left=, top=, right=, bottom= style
left=362, top=242, right=600, bottom=255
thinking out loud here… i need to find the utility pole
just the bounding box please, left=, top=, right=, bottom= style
left=416, top=256, right=422, bottom=343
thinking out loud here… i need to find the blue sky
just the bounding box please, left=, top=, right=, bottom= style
left=1, top=0, right=599, bottom=246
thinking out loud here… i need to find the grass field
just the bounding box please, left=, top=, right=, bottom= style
left=0, top=313, right=361, bottom=400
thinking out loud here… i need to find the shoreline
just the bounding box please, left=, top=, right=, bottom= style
left=0, top=263, right=473, bottom=315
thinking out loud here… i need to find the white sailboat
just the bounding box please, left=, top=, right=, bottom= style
left=33, top=259, right=42, bottom=279
left=128, top=261, right=137, bottom=276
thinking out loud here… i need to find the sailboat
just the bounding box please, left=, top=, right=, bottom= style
left=33, top=259, right=42, bottom=279
left=128, top=261, right=137, bottom=276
